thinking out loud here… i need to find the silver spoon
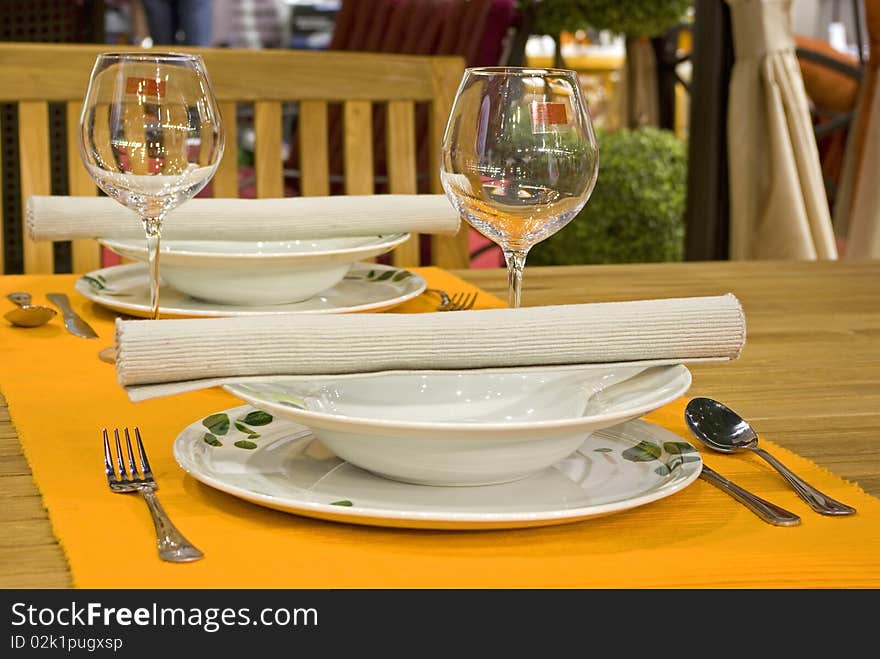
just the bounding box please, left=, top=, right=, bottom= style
left=685, top=397, right=856, bottom=516
left=4, top=292, right=57, bottom=327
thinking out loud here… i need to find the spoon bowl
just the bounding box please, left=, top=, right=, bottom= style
left=685, top=397, right=856, bottom=516
left=4, top=292, right=57, bottom=328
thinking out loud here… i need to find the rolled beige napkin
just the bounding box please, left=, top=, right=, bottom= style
left=115, top=294, right=746, bottom=402
left=26, top=194, right=460, bottom=241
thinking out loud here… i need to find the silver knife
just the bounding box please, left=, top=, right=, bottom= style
left=46, top=293, right=99, bottom=339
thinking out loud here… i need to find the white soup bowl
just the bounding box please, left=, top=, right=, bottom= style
left=223, top=364, right=692, bottom=487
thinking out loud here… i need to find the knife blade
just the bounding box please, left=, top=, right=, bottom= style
left=46, top=293, right=98, bottom=339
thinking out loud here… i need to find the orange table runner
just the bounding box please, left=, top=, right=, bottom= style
left=1, top=268, right=879, bottom=588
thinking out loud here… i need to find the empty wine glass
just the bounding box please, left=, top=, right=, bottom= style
left=79, top=52, right=224, bottom=320
left=440, top=67, right=599, bottom=307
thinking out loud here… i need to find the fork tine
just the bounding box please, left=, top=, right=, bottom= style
left=112, top=428, right=126, bottom=481
left=123, top=428, right=140, bottom=479
left=134, top=427, right=154, bottom=482
left=450, top=292, right=477, bottom=310
left=103, top=428, right=117, bottom=483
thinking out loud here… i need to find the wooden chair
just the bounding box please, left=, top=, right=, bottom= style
left=311, top=0, right=519, bottom=266
left=0, top=42, right=467, bottom=274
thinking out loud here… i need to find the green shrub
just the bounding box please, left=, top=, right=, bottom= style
left=528, top=0, right=692, bottom=38
left=528, top=127, right=687, bottom=265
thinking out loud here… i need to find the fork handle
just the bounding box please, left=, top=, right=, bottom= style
left=139, top=488, right=204, bottom=562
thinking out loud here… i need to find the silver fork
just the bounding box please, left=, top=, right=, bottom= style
left=103, top=427, right=204, bottom=562
left=425, top=288, right=452, bottom=308
left=438, top=291, right=478, bottom=311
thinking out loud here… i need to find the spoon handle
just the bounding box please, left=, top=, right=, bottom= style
left=7, top=292, right=31, bottom=307
left=752, top=447, right=856, bottom=516
left=699, top=465, right=801, bottom=526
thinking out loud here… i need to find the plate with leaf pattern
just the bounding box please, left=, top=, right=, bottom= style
left=75, top=262, right=426, bottom=318
left=172, top=405, right=703, bottom=530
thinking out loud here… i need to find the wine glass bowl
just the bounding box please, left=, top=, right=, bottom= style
left=79, top=52, right=224, bottom=319
left=440, top=67, right=598, bottom=307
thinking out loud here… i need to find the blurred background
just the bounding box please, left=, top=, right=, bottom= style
left=0, top=0, right=870, bottom=269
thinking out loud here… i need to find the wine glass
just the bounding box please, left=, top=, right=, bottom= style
left=79, top=52, right=224, bottom=321
left=440, top=67, right=599, bottom=307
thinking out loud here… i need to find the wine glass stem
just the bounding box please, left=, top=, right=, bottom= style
left=143, top=216, right=163, bottom=320
left=502, top=248, right=528, bottom=309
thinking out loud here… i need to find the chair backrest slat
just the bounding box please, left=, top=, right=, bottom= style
left=0, top=42, right=468, bottom=273
left=18, top=100, right=54, bottom=274
left=427, top=60, right=470, bottom=269
left=65, top=100, right=101, bottom=273
left=298, top=100, right=330, bottom=197
left=386, top=100, right=418, bottom=194
left=342, top=100, right=375, bottom=195
left=386, top=100, right=419, bottom=267
left=253, top=100, right=284, bottom=198
left=212, top=101, right=240, bottom=198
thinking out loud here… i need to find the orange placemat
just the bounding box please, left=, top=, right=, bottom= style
left=1, top=269, right=879, bottom=588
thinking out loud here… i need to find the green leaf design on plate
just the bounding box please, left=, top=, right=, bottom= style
left=655, top=456, right=694, bottom=476
left=240, top=411, right=273, bottom=426
left=654, top=442, right=702, bottom=475
left=203, top=433, right=222, bottom=447
left=81, top=275, right=106, bottom=290
left=203, top=413, right=230, bottom=435
left=81, top=274, right=131, bottom=297
left=594, top=447, right=613, bottom=453
left=234, top=440, right=258, bottom=450
left=663, top=441, right=698, bottom=455
left=622, top=441, right=662, bottom=462
left=330, top=500, right=353, bottom=506
left=345, top=266, right=410, bottom=283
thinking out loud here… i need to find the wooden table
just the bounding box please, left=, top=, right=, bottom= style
left=2, top=259, right=879, bottom=587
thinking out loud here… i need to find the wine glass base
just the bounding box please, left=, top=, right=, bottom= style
left=98, top=346, right=116, bottom=364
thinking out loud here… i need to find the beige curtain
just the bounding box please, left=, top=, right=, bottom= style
left=726, top=0, right=838, bottom=259
left=834, top=0, right=880, bottom=259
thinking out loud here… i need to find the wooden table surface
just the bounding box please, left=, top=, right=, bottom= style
left=2, top=259, right=879, bottom=588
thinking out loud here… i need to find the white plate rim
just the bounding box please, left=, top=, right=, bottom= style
left=75, top=262, right=427, bottom=317
left=172, top=404, right=703, bottom=530
left=222, top=364, right=692, bottom=433
left=98, top=232, right=410, bottom=262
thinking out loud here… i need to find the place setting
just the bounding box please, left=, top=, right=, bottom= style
left=110, top=287, right=747, bottom=538
left=75, top=241, right=427, bottom=318
left=29, top=193, right=457, bottom=320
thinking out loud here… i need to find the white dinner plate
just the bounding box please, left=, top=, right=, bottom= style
left=75, top=262, right=426, bottom=318
left=172, top=404, right=703, bottom=530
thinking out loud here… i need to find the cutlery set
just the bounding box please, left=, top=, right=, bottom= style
left=5, top=291, right=98, bottom=338
left=684, top=397, right=856, bottom=525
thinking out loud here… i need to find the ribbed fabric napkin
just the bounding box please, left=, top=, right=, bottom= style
left=115, top=294, right=747, bottom=401
left=26, top=194, right=460, bottom=241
